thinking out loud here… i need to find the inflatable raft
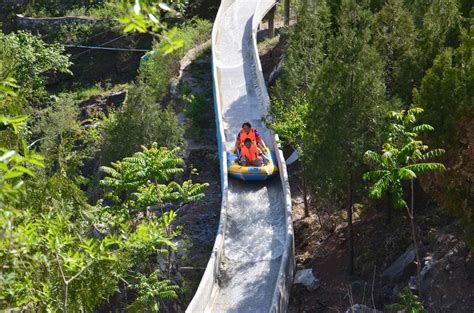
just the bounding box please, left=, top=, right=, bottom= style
left=227, top=147, right=278, bottom=181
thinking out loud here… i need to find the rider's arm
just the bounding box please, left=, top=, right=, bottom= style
left=234, top=133, right=241, bottom=152
left=258, top=148, right=269, bottom=161
left=255, top=130, right=267, bottom=149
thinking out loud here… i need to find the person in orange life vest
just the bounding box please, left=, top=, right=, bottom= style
left=240, top=138, right=269, bottom=166
left=233, top=121, right=267, bottom=153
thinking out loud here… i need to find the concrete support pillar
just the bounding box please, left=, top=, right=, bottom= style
left=284, top=0, right=290, bottom=26
left=268, top=6, right=276, bottom=38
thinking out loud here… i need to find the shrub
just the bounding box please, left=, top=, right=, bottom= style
left=103, top=83, right=184, bottom=164
left=141, top=18, right=212, bottom=99
left=0, top=31, right=71, bottom=103
left=183, top=91, right=211, bottom=140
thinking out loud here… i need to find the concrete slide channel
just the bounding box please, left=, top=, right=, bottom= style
left=186, top=0, right=295, bottom=312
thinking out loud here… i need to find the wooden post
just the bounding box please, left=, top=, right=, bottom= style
left=268, top=6, right=276, bottom=38
left=284, top=0, right=290, bottom=26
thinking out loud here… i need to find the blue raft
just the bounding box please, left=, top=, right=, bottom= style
left=227, top=147, right=279, bottom=181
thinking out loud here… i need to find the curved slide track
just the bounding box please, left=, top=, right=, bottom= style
left=187, top=1, right=294, bottom=312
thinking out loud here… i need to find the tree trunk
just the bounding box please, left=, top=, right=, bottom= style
left=284, top=0, right=290, bottom=26
left=303, top=176, right=309, bottom=218
left=63, top=283, right=68, bottom=313
left=407, top=179, right=422, bottom=295
left=347, top=172, right=354, bottom=275
left=386, top=193, right=392, bottom=225
left=267, top=6, right=276, bottom=38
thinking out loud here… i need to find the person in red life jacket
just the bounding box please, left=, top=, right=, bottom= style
left=233, top=121, right=267, bottom=153
left=240, top=138, right=269, bottom=166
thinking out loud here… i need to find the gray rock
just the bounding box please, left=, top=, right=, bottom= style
left=106, top=90, right=127, bottom=107
left=169, top=79, right=180, bottom=98
left=345, top=304, right=382, bottom=313
left=350, top=280, right=367, bottom=297
left=382, top=285, right=393, bottom=301
left=268, top=58, right=283, bottom=85
left=421, top=254, right=433, bottom=277
left=91, top=223, right=110, bottom=239
left=293, top=268, right=320, bottom=291
left=392, top=284, right=404, bottom=299
left=382, top=247, right=416, bottom=283
left=408, top=276, right=417, bottom=290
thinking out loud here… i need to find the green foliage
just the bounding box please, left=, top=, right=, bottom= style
left=1, top=132, right=203, bottom=311
left=118, top=0, right=191, bottom=54
left=103, top=83, right=185, bottom=164
left=270, top=0, right=330, bottom=149
left=9, top=0, right=107, bottom=17
left=0, top=31, right=72, bottom=103
left=414, top=30, right=473, bottom=145
left=0, top=11, right=202, bottom=308
left=418, top=0, right=461, bottom=70
left=129, top=270, right=179, bottom=312
left=414, top=24, right=474, bottom=246
left=269, top=94, right=309, bottom=149
left=364, top=106, right=445, bottom=291
left=364, top=107, right=445, bottom=209
left=101, top=144, right=184, bottom=201
left=371, top=0, right=418, bottom=100
left=141, top=18, right=212, bottom=98
left=64, top=2, right=126, bottom=18
left=272, top=0, right=330, bottom=104
left=183, top=90, right=211, bottom=139
left=101, top=142, right=208, bottom=217
left=1, top=205, right=178, bottom=311
left=0, top=115, right=44, bottom=204
left=304, top=0, right=388, bottom=201
left=386, top=288, right=427, bottom=313
left=51, top=19, right=120, bottom=44
left=34, top=96, right=103, bottom=180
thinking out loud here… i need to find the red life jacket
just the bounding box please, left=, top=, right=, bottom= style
left=239, top=128, right=257, bottom=145
left=241, top=143, right=259, bottom=162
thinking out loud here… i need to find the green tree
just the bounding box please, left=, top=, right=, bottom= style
left=372, top=0, right=418, bottom=100
left=104, top=83, right=185, bottom=164
left=272, top=0, right=330, bottom=104
left=0, top=31, right=71, bottom=103
left=304, top=0, right=388, bottom=274
left=418, top=0, right=461, bottom=73
left=270, top=0, right=330, bottom=218
left=414, top=28, right=472, bottom=145
left=1, top=139, right=205, bottom=311
left=402, top=0, right=431, bottom=27
left=364, top=107, right=445, bottom=292
left=414, top=25, right=474, bottom=246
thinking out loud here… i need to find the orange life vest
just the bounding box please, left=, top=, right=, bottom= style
left=239, top=128, right=257, bottom=145
left=241, top=143, right=259, bottom=162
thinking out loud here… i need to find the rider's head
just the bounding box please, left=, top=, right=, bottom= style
left=242, top=122, right=252, bottom=133
left=244, top=138, right=252, bottom=148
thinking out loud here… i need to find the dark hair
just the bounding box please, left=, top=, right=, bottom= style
left=244, top=138, right=252, bottom=144
left=242, top=121, right=252, bottom=128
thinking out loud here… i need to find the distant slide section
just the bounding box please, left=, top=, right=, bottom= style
left=186, top=1, right=294, bottom=312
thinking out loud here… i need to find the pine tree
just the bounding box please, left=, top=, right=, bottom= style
left=418, top=0, right=461, bottom=73
left=304, top=0, right=389, bottom=274
left=372, top=0, right=418, bottom=101
left=414, top=24, right=474, bottom=246
left=272, top=0, right=330, bottom=104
